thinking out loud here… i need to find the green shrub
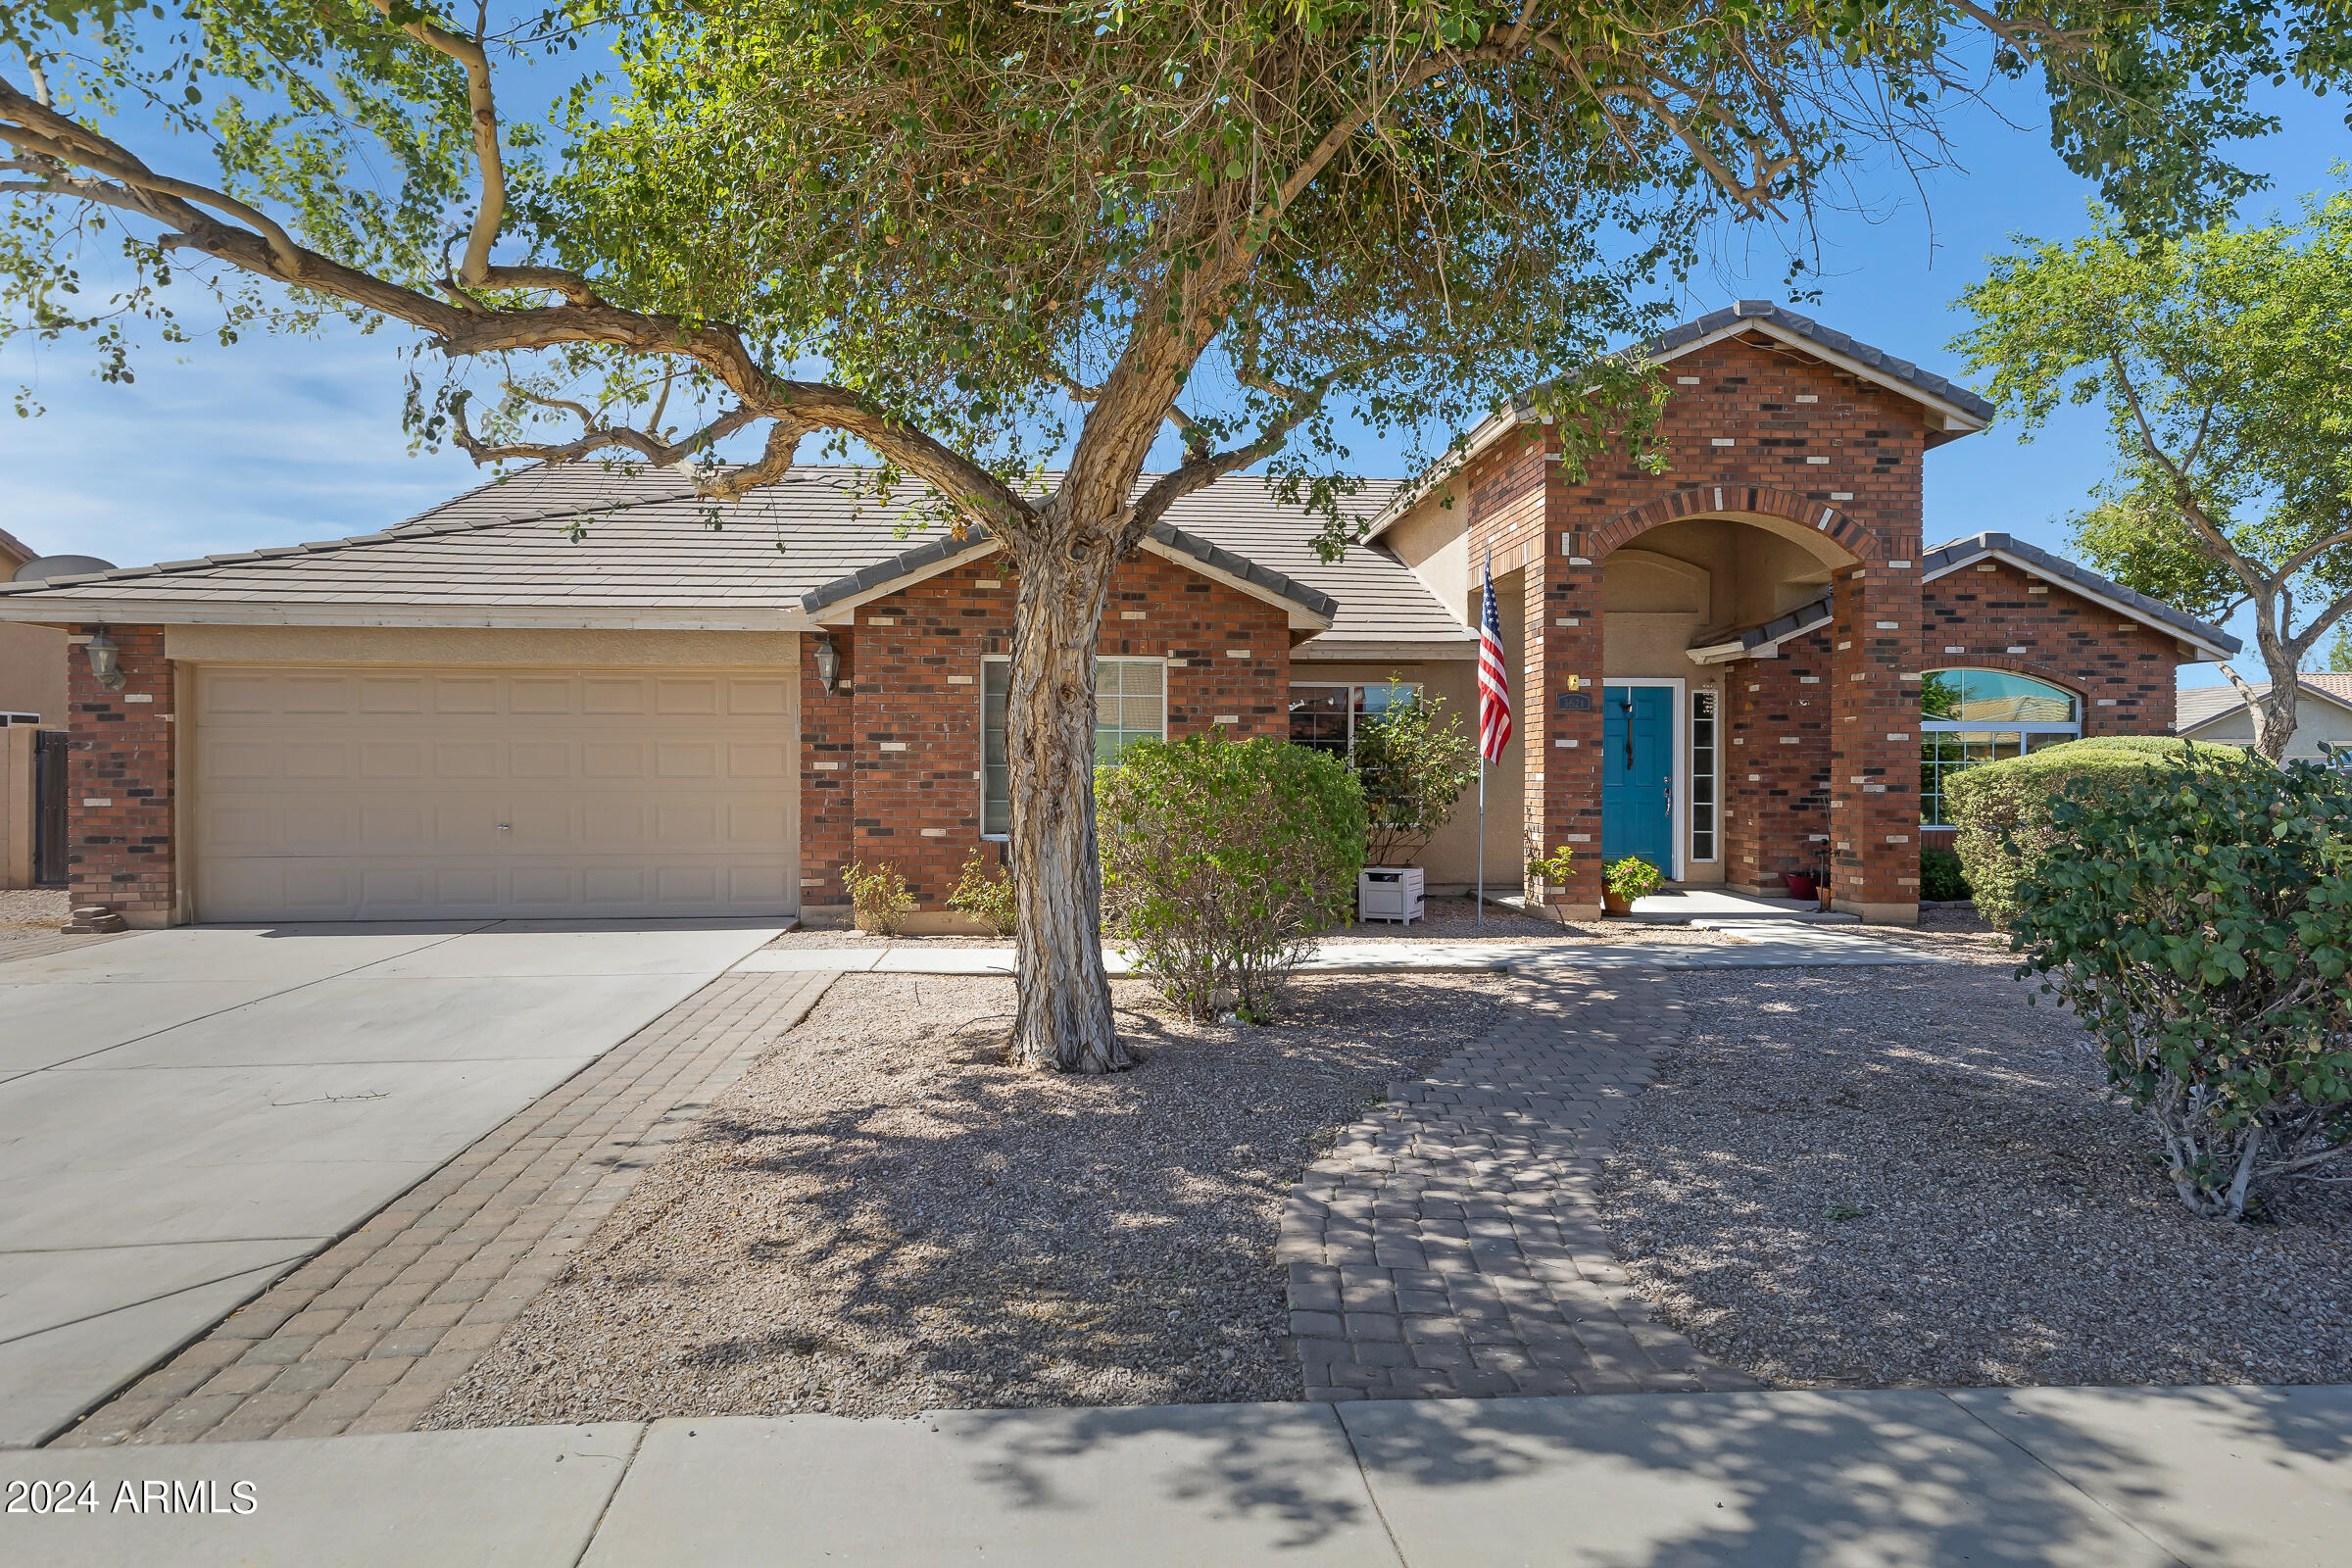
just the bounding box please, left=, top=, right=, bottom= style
left=1351, top=685, right=1482, bottom=867
left=1603, top=856, right=1664, bottom=902
left=1097, top=732, right=1366, bottom=1022
left=946, top=850, right=1017, bottom=937
left=1945, top=736, right=2261, bottom=928
left=1919, top=845, right=1972, bottom=901
left=2012, top=759, right=2352, bottom=1221
left=842, top=860, right=916, bottom=936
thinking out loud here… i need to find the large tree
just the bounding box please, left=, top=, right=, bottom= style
left=1955, top=184, right=2352, bottom=760
left=4, top=0, right=2342, bottom=1071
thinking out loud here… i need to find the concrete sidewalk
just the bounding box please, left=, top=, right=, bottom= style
left=732, top=928, right=1944, bottom=978
left=4, top=1385, right=2344, bottom=1566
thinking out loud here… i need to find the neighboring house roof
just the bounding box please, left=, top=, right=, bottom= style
left=2177, top=672, right=2352, bottom=733
left=1919, top=531, right=2241, bottom=660
left=0, top=524, right=34, bottom=572
left=0, top=465, right=1449, bottom=642
left=1366, top=299, right=1995, bottom=542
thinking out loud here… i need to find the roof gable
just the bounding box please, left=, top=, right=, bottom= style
left=1920, top=531, right=2239, bottom=660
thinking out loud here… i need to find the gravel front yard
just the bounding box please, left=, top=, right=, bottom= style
left=426, top=970, right=1506, bottom=1427
left=1598, top=927, right=2352, bottom=1390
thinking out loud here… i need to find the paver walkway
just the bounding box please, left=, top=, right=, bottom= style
left=50, top=970, right=833, bottom=1447
left=1281, top=967, right=1757, bottom=1399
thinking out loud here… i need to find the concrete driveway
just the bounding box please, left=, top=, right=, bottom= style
left=0, top=917, right=786, bottom=1447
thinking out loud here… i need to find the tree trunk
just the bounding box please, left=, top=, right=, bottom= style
left=1005, top=537, right=1131, bottom=1073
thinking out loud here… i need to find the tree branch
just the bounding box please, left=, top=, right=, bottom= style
left=1050, top=366, right=1196, bottom=438
left=363, top=0, right=506, bottom=287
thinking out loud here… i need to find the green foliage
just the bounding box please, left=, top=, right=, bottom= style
left=841, top=859, right=916, bottom=937
left=1351, top=684, right=1480, bottom=866
left=2330, top=627, right=2352, bottom=674
left=1919, top=845, right=1971, bottom=902
left=1097, top=732, right=1365, bottom=1022
left=1602, top=855, right=1663, bottom=901
left=946, top=850, right=1017, bottom=938
left=12, top=0, right=2350, bottom=524
left=1953, top=183, right=2352, bottom=756
left=1526, top=844, right=1577, bottom=887
left=1945, top=736, right=2261, bottom=928
left=2011, top=760, right=2352, bottom=1221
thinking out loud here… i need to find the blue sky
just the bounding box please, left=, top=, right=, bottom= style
left=3, top=68, right=2343, bottom=688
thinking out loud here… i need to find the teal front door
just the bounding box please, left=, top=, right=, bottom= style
left=1601, top=685, right=1675, bottom=876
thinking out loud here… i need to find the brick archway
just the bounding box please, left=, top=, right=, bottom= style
left=1577, top=485, right=1888, bottom=565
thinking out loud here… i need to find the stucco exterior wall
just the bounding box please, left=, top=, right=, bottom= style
left=0, top=621, right=69, bottom=725
left=2182, top=697, right=2352, bottom=760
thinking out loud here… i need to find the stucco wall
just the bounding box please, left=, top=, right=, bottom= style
left=2183, top=697, right=2352, bottom=760
left=0, top=621, right=69, bottom=725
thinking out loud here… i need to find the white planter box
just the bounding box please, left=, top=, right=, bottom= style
left=1357, top=866, right=1425, bottom=925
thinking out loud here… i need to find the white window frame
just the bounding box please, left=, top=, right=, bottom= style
left=1918, top=668, right=2082, bottom=831
left=1286, top=680, right=1423, bottom=760
left=1601, top=677, right=1687, bottom=882
left=1689, top=687, right=1720, bottom=864
left=980, top=654, right=1167, bottom=840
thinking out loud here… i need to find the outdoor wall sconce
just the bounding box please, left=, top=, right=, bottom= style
left=82, top=628, right=126, bottom=692
left=813, top=632, right=842, bottom=695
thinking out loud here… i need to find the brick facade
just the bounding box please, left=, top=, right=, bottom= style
left=803, top=550, right=1294, bottom=913
left=1450, top=332, right=1937, bottom=917
left=1723, top=624, right=1836, bottom=892
left=1923, top=558, right=2183, bottom=735
left=66, top=622, right=176, bottom=922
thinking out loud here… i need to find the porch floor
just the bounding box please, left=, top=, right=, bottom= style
left=1623, top=888, right=1860, bottom=925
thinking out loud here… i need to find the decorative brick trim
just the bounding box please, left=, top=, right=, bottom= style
left=1581, top=485, right=1887, bottom=564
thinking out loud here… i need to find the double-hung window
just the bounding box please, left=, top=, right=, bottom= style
left=1919, top=668, right=2081, bottom=828
left=981, top=658, right=1165, bottom=837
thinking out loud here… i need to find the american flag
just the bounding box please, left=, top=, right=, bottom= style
left=1477, top=556, right=1512, bottom=762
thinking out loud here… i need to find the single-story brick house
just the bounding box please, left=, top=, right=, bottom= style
left=0, top=302, right=2237, bottom=928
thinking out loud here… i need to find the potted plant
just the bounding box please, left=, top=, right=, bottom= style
left=1525, top=844, right=1576, bottom=922
left=1602, top=855, right=1664, bottom=914
left=1784, top=868, right=1818, bottom=901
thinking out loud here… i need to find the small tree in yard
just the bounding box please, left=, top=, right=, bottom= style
left=1098, top=733, right=1364, bottom=1025
left=1351, top=687, right=1480, bottom=868
left=2012, top=759, right=2352, bottom=1222
left=7, top=0, right=2343, bottom=1071
left=1955, top=185, right=2352, bottom=760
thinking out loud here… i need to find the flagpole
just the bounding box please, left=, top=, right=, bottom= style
left=1476, top=758, right=1486, bottom=929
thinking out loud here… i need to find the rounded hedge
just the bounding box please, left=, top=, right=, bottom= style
left=1945, top=735, right=2263, bottom=928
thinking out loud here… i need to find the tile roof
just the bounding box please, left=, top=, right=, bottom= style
left=1920, top=531, right=2240, bottom=657
left=0, top=465, right=1457, bottom=642
left=2177, top=673, right=2352, bottom=731
left=1642, top=302, right=1997, bottom=423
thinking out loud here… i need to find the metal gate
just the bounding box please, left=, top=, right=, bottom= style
left=32, top=728, right=67, bottom=887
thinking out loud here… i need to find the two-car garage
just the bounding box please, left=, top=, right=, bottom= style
left=186, top=662, right=799, bottom=922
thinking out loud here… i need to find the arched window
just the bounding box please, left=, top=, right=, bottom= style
left=1920, top=669, right=2081, bottom=827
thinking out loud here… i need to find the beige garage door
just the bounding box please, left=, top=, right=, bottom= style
left=190, top=664, right=797, bottom=921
